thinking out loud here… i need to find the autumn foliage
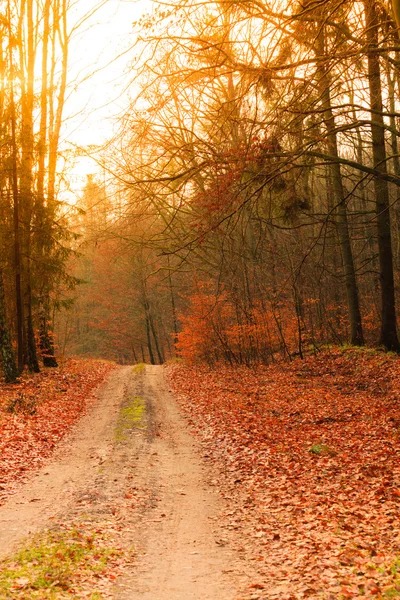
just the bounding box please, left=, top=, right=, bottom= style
left=175, top=282, right=360, bottom=365
left=176, top=286, right=301, bottom=365
left=169, top=347, right=400, bottom=598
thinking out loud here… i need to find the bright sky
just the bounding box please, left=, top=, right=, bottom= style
left=62, top=0, right=152, bottom=196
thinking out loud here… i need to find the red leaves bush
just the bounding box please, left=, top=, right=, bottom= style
left=176, top=285, right=300, bottom=365
left=175, top=284, right=365, bottom=367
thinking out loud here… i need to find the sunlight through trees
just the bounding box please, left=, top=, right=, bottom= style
left=69, top=0, right=400, bottom=363
left=3, top=0, right=400, bottom=375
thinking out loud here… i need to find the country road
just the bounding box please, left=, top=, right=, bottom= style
left=0, top=365, right=246, bottom=599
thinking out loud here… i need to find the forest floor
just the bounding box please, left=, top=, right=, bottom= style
left=0, top=348, right=399, bottom=599
left=169, top=347, right=400, bottom=599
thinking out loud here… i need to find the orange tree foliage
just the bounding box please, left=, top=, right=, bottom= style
left=169, top=347, right=400, bottom=599
left=176, top=283, right=313, bottom=364
left=61, top=234, right=177, bottom=364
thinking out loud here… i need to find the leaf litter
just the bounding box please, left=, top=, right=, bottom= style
left=168, top=347, right=400, bottom=599
left=0, top=359, right=115, bottom=505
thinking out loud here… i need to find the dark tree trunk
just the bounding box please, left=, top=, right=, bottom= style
left=363, top=0, right=400, bottom=351
left=131, top=345, right=138, bottom=363
left=316, top=29, right=364, bottom=346
left=8, top=3, right=24, bottom=372
left=26, top=298, right=40, bottom=373
left=150, top=314, right=164, bottom=364
left=144, top=307, right=156, bottom=365
left=20, top=0, right=40, bottom=371
left=0, top=270, right=18, bottom=383
left=168, top=258, right=178, bottom=349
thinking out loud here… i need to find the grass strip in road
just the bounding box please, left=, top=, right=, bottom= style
left=115, top=395, right=146, bottom=442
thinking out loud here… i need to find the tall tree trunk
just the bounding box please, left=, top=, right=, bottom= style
left=36, top=0, right=58, bottom=368
left=167, top=258, right=178, bottom=349
left=386, top=60, right=400, bottom=269
left=37, top=0, right=50, bottom=205
left=19, top=0, right=40, bottom=371
left=149, top=314, right=164, bottom=364
left=8, top=1, right=24, bottom=372
left=131, top=344, right=138, bottom=363
left=315, top=30, right=364, bottom=346
left=39, top=299, right=58, bottom=367
left=26, top=293, right=40, bottom=372
left=144, top=306, right=156, bottom=365
left=48, top=0, right=68, bottom=205
left=363, top=0, right=400, bottom=350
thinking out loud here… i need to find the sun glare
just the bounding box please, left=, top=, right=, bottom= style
left=62, top=0, right=152, bottom=202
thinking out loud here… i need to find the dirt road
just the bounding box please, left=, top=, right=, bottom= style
left=0, top=365, right=244, bottom=599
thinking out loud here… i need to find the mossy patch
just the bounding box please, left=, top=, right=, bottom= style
left=0, top=526, right=121, bottom=599
left=308, top=443, right=336, bottom=456
left=382, top=556, right=400, bottom=597
left=115, top=395, right=146, bottom=442
left=132, top=363, right=146, bottom=374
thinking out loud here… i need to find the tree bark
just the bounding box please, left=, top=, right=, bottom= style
left=8, top=0, right=24, bottom=373
left=48, top=0, right=68, bottom=205
left=19, top=0, right=40, bottom=371
left=144, top=306, right=156, bottom=365
left=39, top=300, right=58, bottom=367
left=0, top=269, right=18, bottom=383
left=315, top=30, right=364, bottom=346
left=150, top=313, right=164, bottom=364
left=363, top=0, right=400, bottom=350
left=37, top=0, right=51, bottom=205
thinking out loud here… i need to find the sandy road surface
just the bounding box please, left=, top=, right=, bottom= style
left=0, top=365, right=242, bottom=599
left=0, top=366, right=129, bottom=558
left=114, top=365, right=239, bottom=599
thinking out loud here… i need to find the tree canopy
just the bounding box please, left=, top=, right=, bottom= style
left=3, top=0, right=400, bottom=375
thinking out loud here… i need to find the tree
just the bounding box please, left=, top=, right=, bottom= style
left=363, top=0, right=400, bottom=350
left=0, top=0, right=103, bottom=379
left=67, top=0, right=400, bottom=363
left=0, top=268, right=18, bottom=383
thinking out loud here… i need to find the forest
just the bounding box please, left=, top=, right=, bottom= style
left=1, top=0, right=400, bottom=371
left=61, top=0, right=400, bottom=366
left=0, top=1, right=399, bottom=598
